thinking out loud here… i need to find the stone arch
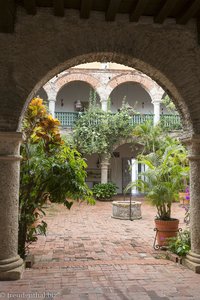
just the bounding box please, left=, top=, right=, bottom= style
left=18, top=51, right=192, bottom=133
left=2, top=11, right=200, bottom=280
left=108, top=73, right=164, bottom=102
left=54, top=72, right=101, bottom=95
left=1, top=12, right=200, bottom=133
left=113, top=138, right=143, bottom=153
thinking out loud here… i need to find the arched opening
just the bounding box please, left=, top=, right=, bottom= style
left=109, top=82, right=153, bottom=114
left=1, top=53, right=198, bottom=282
left=56, top=81, right=100, bottom=113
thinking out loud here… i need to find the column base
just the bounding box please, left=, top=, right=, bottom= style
left=0, top=255, right=24, bottom=280
left=183, top=251, right=200, bottom=273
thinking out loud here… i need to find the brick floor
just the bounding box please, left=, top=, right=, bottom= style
left=0, top=198, right=199, bottom=299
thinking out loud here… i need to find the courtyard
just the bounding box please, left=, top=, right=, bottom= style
left=0, top=199, right=199, bottom=299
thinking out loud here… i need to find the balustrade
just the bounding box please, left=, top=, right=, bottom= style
left=55, top=112, right=182, bottom=130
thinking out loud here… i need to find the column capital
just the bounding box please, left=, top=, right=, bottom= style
left=180, top=132, right=200, bottom=145
left=150, top=86, right=164, bottom=103
left=101, top=162, right=110, bottom=168
left=100, top=97, right=107, bottom=103
left=152, top=99, right=162, bottom=104
left=43, top=81, right=57, bottom=100
left=0, top=132, right=23, bottom=156
left=180, top=132, right=200, bottom=159
left=48, top=98, right=56, bottom=103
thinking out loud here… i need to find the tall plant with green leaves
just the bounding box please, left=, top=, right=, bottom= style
left=161, top=94, right=178, bottom=114
left=19, top=98, right=94, bottom=258
left=132, top=120, right=163, bottom=154
left=73, top=101, right=135, bottom=158
left=126, top=133, right=189, bottom=220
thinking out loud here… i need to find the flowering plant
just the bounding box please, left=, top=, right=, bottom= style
left=185, top=186, right=190, bottom=201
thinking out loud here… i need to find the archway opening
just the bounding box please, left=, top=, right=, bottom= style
left=9, top=57, right=193, bottom=280
left=109, top=82, right=153, bottom=114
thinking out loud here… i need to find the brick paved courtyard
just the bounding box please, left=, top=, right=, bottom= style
left=1, top=198, right=200, bottom=300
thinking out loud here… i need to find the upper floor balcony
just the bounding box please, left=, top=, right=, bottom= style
left=55, top=112, right=182, bottom=131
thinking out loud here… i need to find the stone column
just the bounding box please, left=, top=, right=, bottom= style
left=152, top=100, right=161, bottom=125
left=131, top=159, right=138, bottom=195
left=43, top=81, right=57, bottom=118
left=101, top=157, right=110, bottom=184
left=150, top=86, right=164, bottom=126
left=0, top=132, right=24, bottom=280
left=48, top=99, right=56, bottom=118
left=181, top=134, right=200, bottom=273
left=101, top=98, right=108, bottom=112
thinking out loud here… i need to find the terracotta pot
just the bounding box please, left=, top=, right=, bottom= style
left=155, top=219, right=179, bottom=247
left=179, top=192, right=189, bottom=205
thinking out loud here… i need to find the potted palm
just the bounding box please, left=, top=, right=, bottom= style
left=126, top=143, right=189, bottom=247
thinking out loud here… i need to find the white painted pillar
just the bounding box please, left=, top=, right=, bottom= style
left=101, top=99, right=108, bottom=112
left=150, top=85, right=164, bottom=126
left=152, top=100, right=161, bottom=125
left=43, top=81, right=57, bottom=118
left=49, top=99, right=56, bottom=118
left=101, top=157, right=110, bottom=184
left=131, top=159, right=138, bottom=195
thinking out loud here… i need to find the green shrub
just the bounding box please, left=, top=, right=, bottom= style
left=167, top=230, right=191, bottom=256
left=92, top=183, right=118, bottom=200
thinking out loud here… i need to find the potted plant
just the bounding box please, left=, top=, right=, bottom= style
left=126, top=142, right=189, bottom=247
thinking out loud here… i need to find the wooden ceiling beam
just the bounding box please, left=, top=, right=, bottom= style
left=24, top=0, right=36, bottom=15
left=0, top=0, right=15, bottom=33
left=154, top=0, right=179, bottom=24
left=80, top=0, right=93, bottom=19
left=53, top=0, right=64, bottom=17
left=130, top=0, right=148, bottom=22
left=106, top=0, right=121, bottom=21
left=177, top=0, right=200, bottom=25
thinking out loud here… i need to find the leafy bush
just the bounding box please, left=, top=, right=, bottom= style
left=73, top=101, right=135, bottom=157
left=167, top=230, right=191, bottom=256
left=19, top=98, right=94, bottom=258
left=92, top=183, right=118, bottom=200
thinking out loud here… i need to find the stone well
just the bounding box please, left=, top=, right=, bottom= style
left=112, top=200, right=142, bottom=220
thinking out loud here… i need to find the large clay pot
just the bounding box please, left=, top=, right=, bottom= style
left=155, top=219, right=179, bottom=247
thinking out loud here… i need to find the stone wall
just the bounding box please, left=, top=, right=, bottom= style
left=0, top=7, right=200, bottom=133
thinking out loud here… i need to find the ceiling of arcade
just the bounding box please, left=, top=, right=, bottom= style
left=2, top=0, right=200, bottom=37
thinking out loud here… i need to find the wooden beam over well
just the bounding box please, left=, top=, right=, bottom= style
left=154, top=0, right=179, bottom=24
left=24, top=0, right=36, bottom=15
left=106, top=0, right=121, bottom=21
left=130, top=0, right=148, bottom=22
left=0, top=0, right=15, bottom=33
left=177, top=0, right=200, bottom=24
left=80, top=0, right=93, bottom=19
left=53, top=0, right=64, bottom=17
